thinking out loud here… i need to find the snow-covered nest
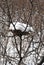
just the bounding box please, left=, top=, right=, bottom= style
left=9, top=22, right=34, bottom=33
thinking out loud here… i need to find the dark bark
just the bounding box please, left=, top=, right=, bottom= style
left=10, top=29, right=29, bottom=36
left=38, top=56, right=44, bottom=65
left=18, top=36, right=22, bottom=65
left=18, top=57, right=22, bottom=65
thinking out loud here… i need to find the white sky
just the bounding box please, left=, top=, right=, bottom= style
left=9, top=22, right=34, bottom=32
